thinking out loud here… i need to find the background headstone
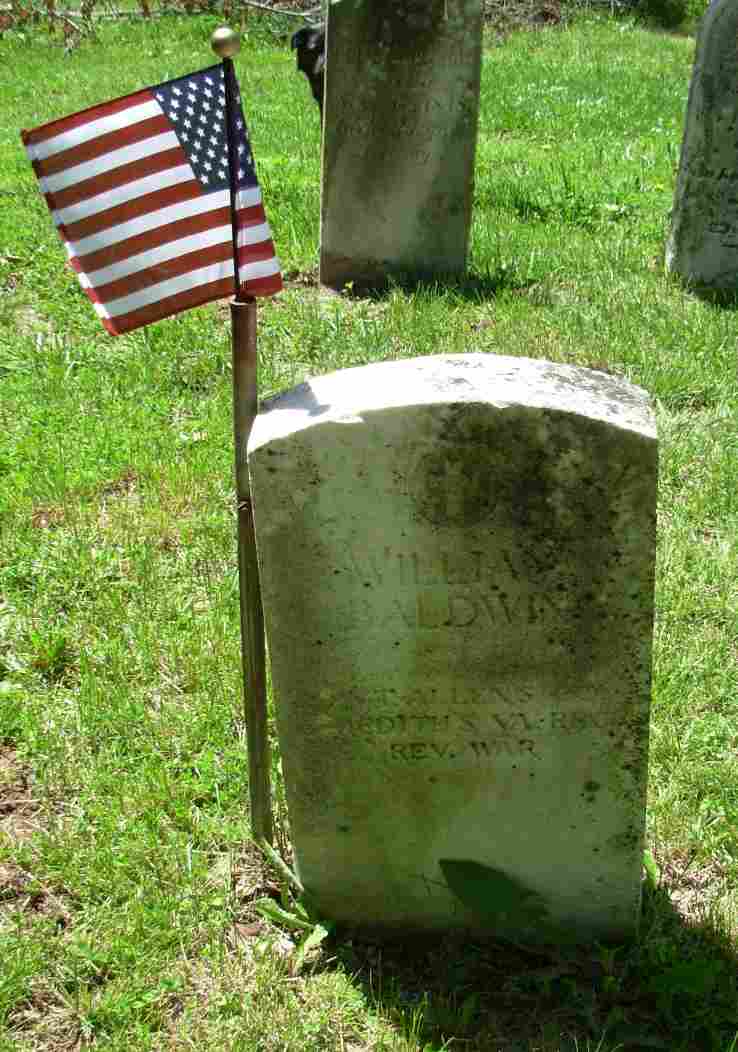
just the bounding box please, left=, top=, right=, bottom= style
left=319, top=0, right=482, bottom=291
left=667, top=0, right=738, bottom=294
left=249, top=355, right=657, bottom=943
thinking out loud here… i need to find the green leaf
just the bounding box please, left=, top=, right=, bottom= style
left=643, top=849, right=661, bottom=889
left=252, top=897, right=313, bottom=931
left=648, top=960, right=723, bottom=997
left=256, top=838, right=304, bottom=896
left=292, top=922, right=331, bottom=973
left=460, top=992, right=479, bottom=1027
left=439, top=859, right=549, bottom=926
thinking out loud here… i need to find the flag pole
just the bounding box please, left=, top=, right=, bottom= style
left=212, top=25, right=273, bottom=846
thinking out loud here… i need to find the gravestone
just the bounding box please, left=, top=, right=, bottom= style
left=319, top=0, right=482, bottom=291
left=667, top=0, right=738, bottom=294
left=248, top=354, right=657, bottom=943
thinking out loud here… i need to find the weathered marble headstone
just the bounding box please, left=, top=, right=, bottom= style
left=319, top=0, right=482, bottom=291
left=248, top=354, right=657, bottom=943
left=667, top=0, right=738, bottom=294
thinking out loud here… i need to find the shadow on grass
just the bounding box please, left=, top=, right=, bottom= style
left=682, top=288, right=738, bottom=312
left=314, top=881, right=738, bottom=1052
left=330, top=266, right=538, bottom=304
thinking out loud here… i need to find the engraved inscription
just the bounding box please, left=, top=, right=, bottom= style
left=388, top=739, right=534, bottom=762
left=348, top=546, right=487, bottom=587
left=316, top=706, right=617, bottom=765
left=410, top=449, right=495, bottom=526
left=344, top=545, right=565, bottom=632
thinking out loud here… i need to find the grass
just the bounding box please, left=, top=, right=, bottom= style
left=1, top=5, right=738, bottom=1050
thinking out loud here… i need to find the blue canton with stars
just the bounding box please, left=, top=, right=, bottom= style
left=153, top=64, right=258, bottom=192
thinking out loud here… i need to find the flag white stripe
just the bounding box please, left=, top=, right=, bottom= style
left=238, top=257, right=282, bottom=282
left=65, top=185, right=263, bottom=257
left=27, top=99, right=162, bottom=162
left=238, top=186, right=263, bottom=208
left=236, top=186, right=263, bottom=211
left=105, top=259, right=234, bottom=317
left=40, top=132, right=179, bottom=194
left=52, top=165, right=193, bottom=227
left=69, top=189, right=230, bottom=257
left=82, top=224, right=232, bottom=286
left=237, top=222, right=271, bottom=248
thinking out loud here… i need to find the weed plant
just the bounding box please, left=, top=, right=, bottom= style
left=1, top=9, right=737, bottom=1052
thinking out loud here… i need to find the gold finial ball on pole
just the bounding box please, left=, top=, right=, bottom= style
left=211, top=25, right=241, bottom=59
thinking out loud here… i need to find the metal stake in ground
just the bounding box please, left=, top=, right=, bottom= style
left=212, top=25, right=273, bottom=846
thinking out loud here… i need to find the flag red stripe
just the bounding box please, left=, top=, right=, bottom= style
left=45, top=146, right=186, bottom=211
left=89, top=242, right=233, bottom=304
left=76, top=205, right=231, bottom=273
left=241, top=273, right=283, bottom=297
left=21, top=90, right=152, bottom=147
left=60, top=180, right=204, bottom=242
left=104, top=276, right=235, bottom=334
left=36, top=115, right=172, bottom=178
left=238, top=241, right=279, bottom=266
left=237, top=205, right=269, bottom=229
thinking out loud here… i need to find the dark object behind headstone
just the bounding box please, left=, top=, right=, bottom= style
left=292, top=26, right=325, bottom=116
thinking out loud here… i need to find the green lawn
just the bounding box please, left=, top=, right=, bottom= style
left=1, top=8, right=738, bottom=1051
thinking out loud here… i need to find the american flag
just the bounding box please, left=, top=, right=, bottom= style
left=21, top=64, right=282, bottom=335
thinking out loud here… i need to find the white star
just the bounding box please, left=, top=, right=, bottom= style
left=188, top=81, right=197, bottom=90
left=169, top=111, right=179, bottom=121
left=170, top=99, right=179, bottom=109
left=204, top=87, right=213, bottom=99
left=207, top=148, right=215, bottom=159
left=202, top=102, right=211, bottom=112
left=186, top=106, right=194, bottom=116
left=181, top=132, right=189, bottom=142
left=187, top=93, right=196, bottom=104
left=236, top=119, right=243, bottom=130
left=183, top=119, right=192, bottom=128
left=218, top=168, right=227, bottom=180
left=237, top=143, right=245, bottom=155
left=209, top=136, right=219, bottom=146
left=172, top=87, right=182, bottom=96
left=205, top=76, right=213, bottom=86
left=204, top=161, right=212, bottom=171
left=201, top=173, right=209, bottom=184
left=212, top=121, right=222, bottom=133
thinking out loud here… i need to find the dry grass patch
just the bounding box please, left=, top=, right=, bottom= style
left=99, top=468, right=140, bottom=501
left=0, top=748, right=41, bottom=843
left=661, top=851, right=732, bottom=926
left=30, top=506, right=66, bottom=531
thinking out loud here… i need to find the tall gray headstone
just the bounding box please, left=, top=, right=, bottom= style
left=667, top=0, right=738, bottom=294
left=319, top=0, right=482, bottom=291
left=249, top=355, right=657, bottom=943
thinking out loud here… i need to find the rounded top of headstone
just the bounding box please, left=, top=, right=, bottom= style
left=249, top=354, right=655, bottom=452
